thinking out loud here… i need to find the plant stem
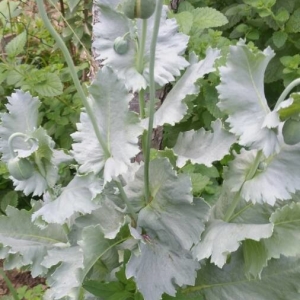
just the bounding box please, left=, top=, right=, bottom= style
left=116, top=180, right=137, bottom=222
left=36, top=0, right=110, bottom=158
left=0, top=268, right=20, bottom=300
left=139, top=89, right=146, bottom=118
left=8, top=132, right=36, bottom=158
left=223, top=150, right=263, bottom=222
left=144, top=0, right=163, bottom=203
left=275, top=78, right=300, bottom=110
left=136, top=20, right=147, bottom=167
left=137, top=19, right=147, bottom=74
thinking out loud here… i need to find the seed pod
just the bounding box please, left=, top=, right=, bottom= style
left=113, top=36, right=130, bottom=55
left=123, top=0, right=156, bottom=19
left=282, top=118, right=300, bottom=145
left=7, top=157, right=34, bottom=181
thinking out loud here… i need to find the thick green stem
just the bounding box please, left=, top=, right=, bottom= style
left=223, top=150, right=263, bottom=222
left=36, top=0, right=110, bottom=158
left=275, top=78, right=300, bottom=110
left=144, top=0, right=163, bottom=203
left=116, top=180, right=138, bottom=222
left=0, top=268, right=20, bottom=300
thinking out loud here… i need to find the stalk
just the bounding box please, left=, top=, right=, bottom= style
left=144, top=0, right=163, bottom=203
left=275, top=78, right=300, bottom=110
left=116, top=180, right=138, bottom=223
left=0, top=268, right=20, bottom=300
left=8, top=132, right=35, bottom=158
left=36, top=0, right=110, bottom=158
left=223, top=150, right=263, bottom=222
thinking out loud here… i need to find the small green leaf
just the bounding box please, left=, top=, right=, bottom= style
left=173, top=12, right=193, bottom=34
left=286, top=8, right=300, bottom=33
left=272, top=31, right=288, bottom=48
left=5, top=31, right=27, bottom=57
left=83, top=281, right=124, bottom=298
left=0, top=191, right=18, bottom=212
left=33, top=72, right=63, bottom=97
left=192, top=7, right=228, bottom=29
left=275, top=8, right=290, bottom=23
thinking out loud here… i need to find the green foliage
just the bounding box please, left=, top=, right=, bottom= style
left=0, top=1, right=300, bottom=300
left=2, top=284, right=45, bottom=300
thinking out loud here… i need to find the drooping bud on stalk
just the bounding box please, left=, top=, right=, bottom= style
left=123, top=0, right=156, bottom=19
left=113, top=36, right=130, bottom=55
left=282, top=118, right=300, bottom=145
left=7, top=157, right=34, bottom=181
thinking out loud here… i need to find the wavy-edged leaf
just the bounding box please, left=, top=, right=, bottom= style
left=73, top=181, right=127, bottom=240
left=0, top=90, right=40, bottom=162
left=43, top=246, right=84, bottom=300
left=193, top=251, right=300, bottom=300
left=11, top=127, right=59, bottom=196
left=72, top=67, right=143, bottom=181
left=193, top=219, right=273, bottom=268
left=93, top=6, right=189, bottom=91
left=43, top=224, right=118, bottom=299
left=125, top=158, right=210, bottom=300
left=32, top=173, right=103, bottom=225
left=151, top=48, right=220, bottom=127
left=244, top=202, right=300, bottom=278
left=217, top=40, right=280, bottom=156
left=173, top=119, right=236, bottom=168
left=0, top=207, right=67, bottom=277
left=127, top=238, right=199, bottom=300
left=225, top=146, right=300, bottom=205
left=126, top=158, right=211, bottom=250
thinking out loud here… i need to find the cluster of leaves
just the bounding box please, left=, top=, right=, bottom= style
left=0, top=0, right=300, bottom=300
left=3, top=284, right=45, bottom=300
left=0, top=0, right=92, bottom=213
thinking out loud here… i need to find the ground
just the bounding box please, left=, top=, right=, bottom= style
left=0, top=260, right=46, bottom=297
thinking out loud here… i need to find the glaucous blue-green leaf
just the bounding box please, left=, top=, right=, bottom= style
left=193, top=219, right=273, bottom=268
left=0, top=207, right=68, bottom=277
left=72, top=67, right=143, bottom=181
left=43, top=224, right=118, bottom=299
left=42, top=246, right=84, bottom=300
left=151, top=49, right=220, bottom=127
left=32, top=173, right=103, bottom=225
left=11, top=127, right=59, bottom=196
left=244, top=202, right=300, bottom=278
left=193, top=250, right=300, bottom=300
left=93, top=6, right=189, bottom=91
left=0, top=90, right=40, bottom=162
left=217, top=40, right=280, bottom=156
left=225, top=146, right=300, bottom=205
left=125, top=158, right=211, bottom=250
left=125, top=158, right=210, bottom=300
left=73, top=181, right=127, bottom=240
left=173, top=119, right=236, bottom=168
left=127, top=239, right=199, bottom=300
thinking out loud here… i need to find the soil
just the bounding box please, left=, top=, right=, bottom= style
left=0, top=260, right=46, bottom=296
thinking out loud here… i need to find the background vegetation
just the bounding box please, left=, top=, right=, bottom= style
left=1, top=0, right=300, bottom=298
